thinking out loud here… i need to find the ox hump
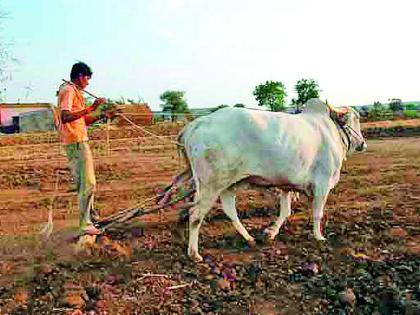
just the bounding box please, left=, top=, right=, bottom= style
left=302, top=98, right=330, bottom=115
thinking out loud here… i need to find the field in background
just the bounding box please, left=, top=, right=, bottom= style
left=362, top=118, right=420, bottom=129
left=2, top=117, right=420, bottom=146
left=0, top=121, right=419, bottom=314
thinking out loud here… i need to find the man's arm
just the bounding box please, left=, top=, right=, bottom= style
left=61, top=107, right=94, bottom=124
left=84, top=104, right=122, bottom=125
left=84, top=111, right=104, bottom=125
left=60, top=98, right=106, bottom=124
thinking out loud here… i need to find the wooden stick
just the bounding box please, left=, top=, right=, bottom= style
left=96, top=189, right=196, bottom=229
left=62, top=79, right=100, bottom=99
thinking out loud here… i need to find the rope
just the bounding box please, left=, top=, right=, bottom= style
left=116, top=113, right=183, bottom=147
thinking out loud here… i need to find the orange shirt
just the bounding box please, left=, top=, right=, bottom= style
left=57, top=83, right=89, bottom=144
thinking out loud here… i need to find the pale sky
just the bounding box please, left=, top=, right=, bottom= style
left=1, top=0, right=419, bottom=110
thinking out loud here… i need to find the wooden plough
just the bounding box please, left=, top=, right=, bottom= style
left=94, top=171, right=195, bottom=232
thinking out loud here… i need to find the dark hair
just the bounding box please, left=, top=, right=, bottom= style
left=70, top=62, right=93, bottom=80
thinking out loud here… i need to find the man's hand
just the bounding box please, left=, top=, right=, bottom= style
left=103, top=104, right=122, bottom=120
left=92, top=97, right=107, bottom=110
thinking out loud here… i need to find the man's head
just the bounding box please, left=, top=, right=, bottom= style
left=70, top=62, right=93, bottom=89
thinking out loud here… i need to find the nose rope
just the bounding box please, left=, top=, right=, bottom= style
left=346, top=125, right=364, bottom=142
left=330, top=109, right=365, bottom=152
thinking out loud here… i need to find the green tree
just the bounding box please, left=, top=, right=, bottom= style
left=359, top=106, right=369, bottom=118
left=388, top=98, right=403, bottom=112
left=404, top=103, right=417, bottom=110
left=292, top=79, right=321, bottom=112
left=160, top=90, right=189, bottom=121
left=253, top=80, right=287, bottom=112
left=369, top=101, right=386, bottom=121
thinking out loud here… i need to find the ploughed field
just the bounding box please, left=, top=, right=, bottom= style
left=0, top=123, right=419, bottom=314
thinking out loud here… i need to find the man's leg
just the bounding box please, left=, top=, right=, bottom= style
left=65, top=144, right=81, bottom=193
left=66, top=142, right=99, bottom=234
left=78, top=142, right=99, bottom=233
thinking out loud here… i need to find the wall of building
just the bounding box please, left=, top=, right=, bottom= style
left=19, top=110, right=55, bottom=133
left=0, top=104, right=52, bottom=127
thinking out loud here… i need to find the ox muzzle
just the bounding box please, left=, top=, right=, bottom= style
left=356, top=141, right=367, bottom=152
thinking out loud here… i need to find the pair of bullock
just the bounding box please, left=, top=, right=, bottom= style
left=173, top=99, right=367, bottom=262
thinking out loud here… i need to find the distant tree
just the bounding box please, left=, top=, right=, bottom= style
left=291, top=79, right=321, bottom=113
left=234, top=103, right=245, bottom=108
left=160, top=90, right=189, bottom=121
left=359, top=106, right=370, bottom=118
left=388, top=98, right=403, bottom=112
left=369, top=101, right=387, bottom=121
left=405, top=103, right=417, bottom=110
left=253, top=80, right=287, bottom=112
left=373, top=101, right=386, bottom=113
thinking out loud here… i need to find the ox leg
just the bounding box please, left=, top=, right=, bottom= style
left=188, top=193, right=216, bottom=262
left=264, top=190, right=292, bottom=240
left=220, top=189, right=255, bottom=247
left=312, top=188, right=330, bottom=241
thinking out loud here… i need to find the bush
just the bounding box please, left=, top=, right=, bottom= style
left=403, top=110, right=419, bottom=119
left=404, top=103, right=418, bottom=110
left=368, top=110, right=393, bottom=121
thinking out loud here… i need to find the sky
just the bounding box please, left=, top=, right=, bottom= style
left=1, top=0, right=419, bottom=110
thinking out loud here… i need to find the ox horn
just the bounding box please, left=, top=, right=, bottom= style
left=327, top=104, right=334, bottom=115
left=327, top=102, right=348, bottom=115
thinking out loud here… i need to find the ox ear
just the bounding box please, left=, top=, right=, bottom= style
left=330, top=110, right=350, bottom=126
left=328, top=104, right=352, bottom=126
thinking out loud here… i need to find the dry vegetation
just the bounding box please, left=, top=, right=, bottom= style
left=0, top=121, right=419, bottom=314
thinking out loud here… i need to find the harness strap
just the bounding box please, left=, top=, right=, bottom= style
left=337, top=122, right=351, bottom=152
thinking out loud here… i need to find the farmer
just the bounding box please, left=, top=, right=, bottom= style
left=57, top=61, right=117, bottom=235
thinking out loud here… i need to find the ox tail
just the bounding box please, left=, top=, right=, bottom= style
left=176, top=127, right=194, bottom=187
left=177, top=130, right=189, bottom=173
left=156, top=168, right=193, bottom=205
left=156, top=128, right=193, bottom=206
left=173, top=128, right=198, bottom=233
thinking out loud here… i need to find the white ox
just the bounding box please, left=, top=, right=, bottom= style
left=178, top=99, right=367, bottom=262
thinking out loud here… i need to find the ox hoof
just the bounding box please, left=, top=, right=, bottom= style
left=189, top=251, right=203, bottom=263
